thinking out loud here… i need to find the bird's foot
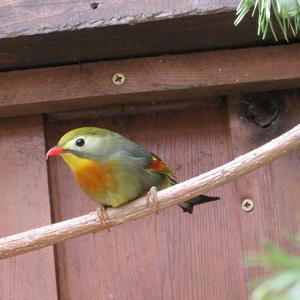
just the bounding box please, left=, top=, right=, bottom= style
left=96, top=206, right=111, bottom=232
left=147, top=186, right=160, bottom=214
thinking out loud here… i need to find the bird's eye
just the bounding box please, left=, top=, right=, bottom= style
left=76, top=138, right=85, bottom=147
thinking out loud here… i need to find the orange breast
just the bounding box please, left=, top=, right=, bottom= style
left=74, top=160, right=116, bottom=198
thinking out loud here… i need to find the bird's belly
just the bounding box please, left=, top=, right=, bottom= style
left=73, top=159, right=146, bottom=207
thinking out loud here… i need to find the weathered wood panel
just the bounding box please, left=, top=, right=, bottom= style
left=46, top=105, right=247, bottom=299
left=1, top=0, right=279, bottom=71
left=0, top=0, right=238, bottom=38
left=0, top=116, right=58, bottom=299
left=228, top=91, right=300, bottom=290
left=1, top=44, right=300, bottom=118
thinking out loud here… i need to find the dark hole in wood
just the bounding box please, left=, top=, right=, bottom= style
left=90, top=2, right=99, bottom=9
left=244, top=98, right=279, bottom=128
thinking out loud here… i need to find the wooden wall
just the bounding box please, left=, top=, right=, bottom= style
left=0, top=116, right=58, bottom=299
left=1, top=91, right=299, bottom=299
left=1, top=1, right=300, bottom=297
left=0, top=0, right=277, bottom=71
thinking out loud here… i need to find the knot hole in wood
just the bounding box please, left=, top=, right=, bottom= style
left=242, top=95, right=280, bottom=128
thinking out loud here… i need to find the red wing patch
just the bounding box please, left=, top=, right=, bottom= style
left=148, top=155, right=175, bottom=178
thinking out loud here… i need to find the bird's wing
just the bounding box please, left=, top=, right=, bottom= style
left=121, top=138, right=176, bottom=183
left=147, top=153, right=176, bottom=182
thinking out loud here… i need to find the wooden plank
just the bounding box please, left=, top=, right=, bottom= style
left=0, top=0, right=237, bottom=38
left=0, top=0, right=292, bottom=71
left=47, top=97, right=222, bottom=121
left=228, top=91, right=300, bottom=287
left=2, top=43, right=300, bottom=118
left=46, top=105, right=247, bottom=299
left=0, top=116, right=58, bottom=299
left=0, top=12, right=255, bottom=71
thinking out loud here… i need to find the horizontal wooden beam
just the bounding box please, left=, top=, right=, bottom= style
left=47, top=98, right=222, bottom=121
left=0, top=0, right=237, bottom=39
left=1, top=43, right=300, bottom=118
left=0, top=0, right=292, bottom=71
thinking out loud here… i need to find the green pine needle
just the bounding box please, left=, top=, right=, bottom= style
left=235, top=0, right=300, bottom=41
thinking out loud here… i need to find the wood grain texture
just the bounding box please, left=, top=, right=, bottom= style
left=47, top=98, right=222, bottom=122
left=0, top=0, right=238, bottom=38
left=2, top=44, right=300, bottom=118
left=228, top=91, right=300, bottom=292
left=46, top=106, right=247, bottom=300
left=0, top=0, right=292, bottom=71
left=0, top=116, right=58, bottom=299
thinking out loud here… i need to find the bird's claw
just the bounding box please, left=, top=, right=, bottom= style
left=147, top=186, right=160, bottom=214
left=96, top=206, right=111, bottom=232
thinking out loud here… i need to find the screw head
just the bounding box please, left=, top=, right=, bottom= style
left=112, top=73, right=126, bottom=86
left=241, top=198, right=254, bottom=212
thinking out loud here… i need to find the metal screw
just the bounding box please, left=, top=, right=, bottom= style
left=241, top=198, right=254, bottom=212
left=112, top=73, right=126, bottom=86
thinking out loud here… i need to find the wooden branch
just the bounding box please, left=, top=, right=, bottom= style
left=0, top=124, right=299, bottom=260
left=2, top=43, right=300, bottom=118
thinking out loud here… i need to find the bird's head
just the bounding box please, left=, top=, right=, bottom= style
left=46, top=127, right=119, bottom=163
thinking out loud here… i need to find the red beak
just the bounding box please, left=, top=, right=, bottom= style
left=46, top=146, right=65, bottom=160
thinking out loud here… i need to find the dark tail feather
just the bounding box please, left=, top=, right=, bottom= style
left=178, top=195, right=220, bottom=214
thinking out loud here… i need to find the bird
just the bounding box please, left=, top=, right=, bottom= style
left=46, top=127, right=219, bottom=225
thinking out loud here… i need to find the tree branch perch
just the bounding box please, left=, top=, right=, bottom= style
left=1, top=124, right=300, bottom=260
